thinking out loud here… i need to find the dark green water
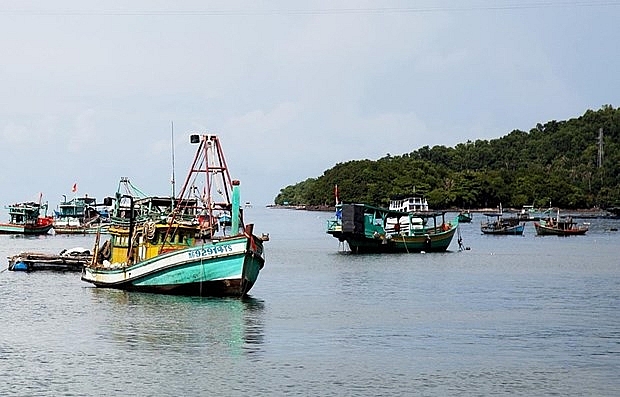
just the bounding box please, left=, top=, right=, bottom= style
left=1, top=208, right=619, bottom=396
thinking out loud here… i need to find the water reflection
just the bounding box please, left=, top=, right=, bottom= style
left=88, top=288, right=265, bottom=358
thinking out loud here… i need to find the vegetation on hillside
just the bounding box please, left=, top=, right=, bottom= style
left=274, top=106, right=620, bottom=209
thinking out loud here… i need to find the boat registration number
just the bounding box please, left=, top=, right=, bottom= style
left=188, top=244, right=233, bottom=259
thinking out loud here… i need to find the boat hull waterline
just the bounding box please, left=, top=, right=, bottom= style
left=0, top=223, right=53, bottom=235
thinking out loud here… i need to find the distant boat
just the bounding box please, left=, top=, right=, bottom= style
left=534, top=209, right=588, bottom=236
left=81, top=134, right=266, bottom=297
left=481, top=214, right=524, bottom=235
left=53, top=195, right=110, bottom=234
left=327, top=203, right=458, bottom=253
left=0, top=201, right=53, bottom=235
left=483, top=203, right=504, bottom=218
left=457, top=210, right=473, bottom=223
left=515, top=204, right=543, bottom=221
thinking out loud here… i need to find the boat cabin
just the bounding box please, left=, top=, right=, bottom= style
left=7, top=202, right=46, bottom=225
left=389, top=196, right=429, bottom=213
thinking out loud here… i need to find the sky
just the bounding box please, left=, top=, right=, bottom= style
left=1, top=0, right=619, bottom=211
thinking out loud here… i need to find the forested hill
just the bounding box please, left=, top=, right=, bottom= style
left=274, top=105, right=620, bottom=210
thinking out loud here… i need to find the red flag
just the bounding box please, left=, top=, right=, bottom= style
left=334, top=184, right=339, bottom=205
left=72, top=183, right=78, bottom=193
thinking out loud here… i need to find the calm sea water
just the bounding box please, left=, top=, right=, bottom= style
left=1, top=208, right=619, bottom=396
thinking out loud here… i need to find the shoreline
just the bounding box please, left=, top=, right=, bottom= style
left=266, top=204, right=619, bottom=219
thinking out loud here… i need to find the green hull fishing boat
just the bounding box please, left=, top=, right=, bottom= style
left=457, top=210, right=473, bottom=223
left=327, top=203, right=458, bottom=253
left=81, top=134, right=266, bottom=297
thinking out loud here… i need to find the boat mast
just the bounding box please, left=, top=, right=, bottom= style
left=172, top=134, right=235, bottom=221
left=171, top=121, right=176, bottom=200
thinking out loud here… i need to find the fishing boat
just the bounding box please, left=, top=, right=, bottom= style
left=458, top=210, right=473, bottom=223
left=534, top=209, right=588, bottom=236
left=515, top=204, right=542, bottom=221
left=480, top=215, right=524, bottom=235
left=0, top=201, right=54, bottom=235
left=53, top=195, right=111, bottom=234
left=326, top=203, right=458, bottom=253
left=81, top=134, right=266, bottom=297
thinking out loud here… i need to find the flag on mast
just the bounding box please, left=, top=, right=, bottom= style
left=72, top=183, right=78, bottom=193
left=334, top=184, right=339, bottom=205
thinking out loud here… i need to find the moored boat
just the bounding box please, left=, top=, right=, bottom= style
left=53, top=195, right=111, bottom=234
left=458, top=210, right=473, bottom=223
left=0, top=200, right=53, bottom=235
left=516, top=204, right=542, bottom=221
left=534, top=209, right=588, bottom=236
left=327, top=203, right=458, bottom=253
left=8, top=247, right=91, bottom=271
left=481, top=215, right=524, bottom=235
left=81, top=134, right=266, bottom=297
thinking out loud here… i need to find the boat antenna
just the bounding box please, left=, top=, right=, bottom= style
left=171, top=121, right=176, bottom=200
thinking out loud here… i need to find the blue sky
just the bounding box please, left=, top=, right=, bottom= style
left=1, top=0, right=619, bottom=210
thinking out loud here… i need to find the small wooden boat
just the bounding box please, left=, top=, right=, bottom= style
left=516, top=204, right=542, bottom=221
left=8, top=247, right=91, bottom=271
left=481, top=215, right=524, bottom=235
left=534, top=209, right=588, bottom=236
left=0, top=201, right=53, bottom=235
left=458, top=210, right=473, bottom=223
left=81, top=134, right=266, bottom=297
left=327, top=203, right=458, bottom=253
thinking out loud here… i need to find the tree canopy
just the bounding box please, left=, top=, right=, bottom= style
left=274, top=106, right=620, bottom=210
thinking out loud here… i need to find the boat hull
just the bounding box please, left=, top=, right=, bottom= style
left=457, top=213, right=473, bottom=223
left=329, top=227, right=457, bottom=253
left=534, top=223, right=588, bottom=236
left=82, top=236, right=264, bottom=297
left=0, top=223, right=53, bottom=235
left=481, top=224, right=524, bottom=235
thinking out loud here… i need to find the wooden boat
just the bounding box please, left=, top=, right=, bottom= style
left=534, top=209, right=588, bottom=236
left=481, top=215, right=524, bottom=235
left=53, top=195, right=111, bottom=234
left=458, top=210, right=473, bottom=223
left=0, top=201, right=54, bottom=235
left=8, top=247, right=91, bottom=272
left=81, top=134, right=266, bottom=297
left=516, top=204, right=542, bottom=221
left=326, top=203, right=458, bottom=253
